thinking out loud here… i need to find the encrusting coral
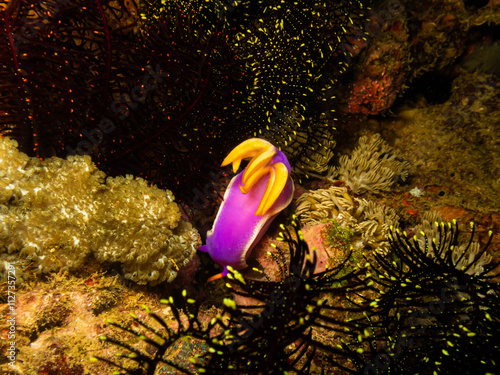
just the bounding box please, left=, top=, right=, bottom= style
left=0, top=137, right=200, bottom=285
left=334, top=133, right=411, bottom=194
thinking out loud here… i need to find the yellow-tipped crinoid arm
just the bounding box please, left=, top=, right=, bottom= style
left=221, top=138, right=289, bottom=217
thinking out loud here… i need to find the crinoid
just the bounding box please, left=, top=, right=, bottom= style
left=91, top=290, right=216, bottom=374
left=225, top=0, right=370, bottom=179
left=201, top=217, right=370, bottom=374
left=351, top=218, right=500, bottom=374
left=0, top=0, right=244, bottom=206
left=97, top=0, right=245, bottom=196
left=1, top=0, right=370, bottom=209
left=93, top=216, right=373, bottom=374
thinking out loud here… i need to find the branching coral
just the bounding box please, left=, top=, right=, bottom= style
left=335, top=133, right=411, bottom=194
left=0, top=137, right=200, bottom=285
left=295, top=186, right=400, bottom=254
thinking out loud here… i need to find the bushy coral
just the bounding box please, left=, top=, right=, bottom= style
left=295, top=185, right=400, bottom=254
left=336, top=133, right=410, bottom=194
left=0, top=137, right=200, bottom=285
left=90, top=175, right=199, bottom=284
left=0, top=137, right=30, bottom=204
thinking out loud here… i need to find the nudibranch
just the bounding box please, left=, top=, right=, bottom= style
left=199, top=138, right=294, bottom=281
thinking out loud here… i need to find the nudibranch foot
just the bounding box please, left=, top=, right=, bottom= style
left=199, top=245, right=229, bottom=282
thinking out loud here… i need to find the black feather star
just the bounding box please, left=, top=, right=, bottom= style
left=91, top=216, right=372, bottom=374
left=351, top=220, right=500, bottom=375
left=92, top=216, right=500, bottom=374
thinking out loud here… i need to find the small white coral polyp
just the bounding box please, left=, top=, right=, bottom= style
left=337, top=133, right=411, bottom=194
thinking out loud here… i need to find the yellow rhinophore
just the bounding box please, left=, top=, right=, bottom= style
left=221, top=138, right=289, bottom=216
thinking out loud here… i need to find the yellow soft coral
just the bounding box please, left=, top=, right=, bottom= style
left=0, top=137, right=200, bottom=285
left=0, top=137, right=30, bottom=204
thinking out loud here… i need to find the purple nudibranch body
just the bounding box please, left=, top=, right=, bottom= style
left=199, top=138, right=294, bottom=281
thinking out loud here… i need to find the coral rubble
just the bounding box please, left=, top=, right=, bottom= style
left=0, top=271, right=186, bottom=374
left=0, top=137, right=200, bottom=285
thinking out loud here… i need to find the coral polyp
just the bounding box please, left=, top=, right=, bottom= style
left=335, top=133, right=411, bottom=195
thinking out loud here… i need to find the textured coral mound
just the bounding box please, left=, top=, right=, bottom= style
left=0, top=137, right=200, bottom=285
